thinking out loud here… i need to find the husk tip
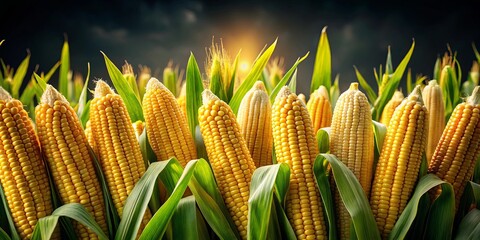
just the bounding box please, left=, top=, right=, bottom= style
left=41, top=85, right=68, bottom=106
left=94, top=80, right=114, bottom=98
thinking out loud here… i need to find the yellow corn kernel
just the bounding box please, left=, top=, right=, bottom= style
left=237, top=81, right=273, bottom=167
left=330, top=82, right=374, bottom=239
left=422, top=80, right=445, bottom=163
left=370, top=86, right=428, bottom=238
left=272, top=86, right=327, bottom=239
left=36, top=85, right=107, bottom=239
left=307, top=85, right=332, bottom=133
left=198, top=90, right=256, bottom=239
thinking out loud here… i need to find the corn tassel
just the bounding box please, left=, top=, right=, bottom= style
left=422, top=80, right=445, bottom=163
left=379, top=90, right=404, bottom=127
left=370, top=86, right=428, bottom=238
left=272, top=86, right=327, bottom=239
left=330, top=82, right=374, bottom=239
left=307, top=85, right=332, bottom=133
left=36, top=85, right=107, bottom=239
left=90, top=80, right=151, bottom=225
left=198, top=89, right=256, bottom=239
left=0, top=87, right=55, bottom=239
left=237, top=81, right=272, bottom=167
left=428, top=86, right=480, bottom=209
left=143, top=78, right=197, bottom=165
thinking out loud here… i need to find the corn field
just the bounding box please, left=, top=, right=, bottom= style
left=0, top=28, right=480, bottom=240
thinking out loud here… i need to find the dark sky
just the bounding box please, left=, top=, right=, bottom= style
left=1, top=0, right=480, bottom=93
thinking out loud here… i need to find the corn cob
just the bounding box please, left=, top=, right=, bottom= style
left=143, top=78, right=197, bottom=165
left=237, top=81, right=273, bottom=167
left=177, top=81, right=187, bottom=118
left=84, top=120, right=96, bottom=153
left=428, top=86, right=480, bottom=209
left=198, top=90, right=256, bottom=239
left=132, top=120, right=145, bottom=139
left=272, top=86, right=327, bottom=239
left=422, top=80, right=445, bottom=163
left=370, top=86, right=428, bottom=238
left=90, top=80, right=151, bottom=224
left=307, top=85, right=332, bottom=133
left=298, top=93, right=306, bottom=104
left=379, top=90, right=404, bottom=127
left=0, top=87, right=55, bottom=239
left=35, top=85, right=107, bottom=239
left=330, top=82, right=374, bottom=239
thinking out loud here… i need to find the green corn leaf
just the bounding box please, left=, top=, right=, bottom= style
left=229, top=40, right=276, bottom=114
left=76, top=63, right=90, bottom=127
left=354, top=66, right=377, bottom=104
left=11, top=53, right=30, bottom=98
left=287, top=69, right=297, bottom=94
left=248, top=163, right=293, bottom=240
left=31, top=203, right=108, bottom=240
left=372, top=120, right=387, bottom=166
left=171, top=196, right=210, bottom=240
left=316, top=127, right=331, bottom=154
left=209, top=58, right=228, bottom=102
left=20, top=61, right=60, bottom=106
left=0, top=40, right=4, bottom=46
left=313, top=154, right=337, bottom=240
left=59, top=40, right=70, bottom=97
left=433, top=56, right=441, bottom=81
left=311, top=27, right=331, bottom=93
left=137, top=127, right=161, bottom=212
left=186, top=53, right=204, bottom=137
left=407, top=68, right=413, bottom=93
left=389, top=174, right=450, bottom=240
left=317, top=153, right=381, bottom=240
left=33, top=73, right=47, bottom=93
left=330, top=75, right=340, bottom=109
left=0, top=182, right=20, bottom=240
left=79, top=101, right=90, bottom=129
left=0, top=227, right=10, bottom=240
left=385, top=46, right=393, bottom=75
left=163, top=67, right=178, bottom=97
left=188, top=159, right=240, bottom=239
left=455, top=209, right=480, bottom=240
left=269, top=52, right=309, bottom=103
left=101, top=51, right=144, bottom=122
left=441, top=66, right=460, bottom=121
left=424, top=182, right=455, bottom=240
left=227, top=51, right=240, bottom=101
left=372, top=41, right=415, bottom=121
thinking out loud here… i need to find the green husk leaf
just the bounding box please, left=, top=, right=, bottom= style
left=0, top=227, right=10, bottom=240
left=20, top=61, right=60, bottom=106
left=59, top=40, right=70, bottom=97
left=424, top=182, right=455, bottom=240
left=372, top=41, right=415, bottom=121
left=441, top=66, right=460, bottom=121
left=433, top=56, right=441, bottom=81
left=354, top=66, right=377, bottom=103
left=32, top=203, right=108, bottom=240
left=137, top=127, right=161, bottom=212
left=163, top=67, right=178, bottom=97
left=455, top=209, right=480, bottom=240
left=372, top=120, right=387, bottom=165
left=229, top=40, right=276, bottom=114
left=287, top=69, right=297, bottom=94
left=317, top=154, right=381, bottom=240
left=33, top=73, right=47, bottom=94
left=186, top=53, right=204, bottom=137
left=101, top=51, right=144, bottom=122
left=389, top=174, right=449, bottom=239
left=227, top=51, right=240, bottom=101
left=314, top=154, right=337, bottom=240
left=0, top=181, right=20, bottom=240
left=385, top=46, right=393, bottom=75
left=11, top=53, right=30, bottom=98
left=330, top=75, right=340, bottom=109
left=209, top=58, right=228, bottom=102
left=76, top=63, right=90, bottom=127
left=316, top=127, right=331, bottom=154
left=248, top=163, right=292, bottom=240
left=171, top=196, right=210, bottom=240
left=269, top=52, right=309, bottom=103
left=311, top=27, right=331, bottom=93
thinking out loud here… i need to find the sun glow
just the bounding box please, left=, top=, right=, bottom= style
left=239, top=61, right=250, bottom=72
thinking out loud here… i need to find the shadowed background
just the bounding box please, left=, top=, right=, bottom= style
left=1, top=0, right=479, bottom=93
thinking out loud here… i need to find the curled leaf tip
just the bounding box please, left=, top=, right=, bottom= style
left=41, top=84, right=68, bottom=106
left=94, top=80, right=114, bottom=98
left=0, top=87, right=12, bottom=100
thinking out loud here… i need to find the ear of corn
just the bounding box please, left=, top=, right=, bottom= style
left=330, top=82, right=374, bottom=239
left=90, top=80, right=151, bottom=225
left=422, top=80, right=445, bottom=163
left=35, top=85, right=107, bottom=239
left=379, top=90, right=404, bottom=127
left=370, top=86, right=428, bottom=238
left=428, top=86, right=480, bottom=209
left=177, top=81, right=187, bottom=118
left=307, top=85, right=332, bottom=133
left=143, top=78, right=197, bottom=165
left=237, top=81, right=273, bottom=167
left=0, top=87, right=55, bottom=239
left=198, top=89, right=256, bottom=239
left=272, top=86, right=327, bottom=239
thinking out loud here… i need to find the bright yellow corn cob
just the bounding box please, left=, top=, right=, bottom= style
left=198, top=90, right=256, bottom=239
left=0, top=87, right=55, bottom=239
left=272, top=86, right=327, bottom=239
left=90, top=80, right=151, bottom=224
left=132, top=120, right=145, bottom=139
left=330, top=82, right=374, bottom=239
left=379, top=90, right=404, bottom=127
left=237, top=81, right=272, bottom=167
left=143, top=78, right=197, bottom=165
left=307, top=85, right=332, bottom=133
left=428, top=86, right=480, bottom=209
left=422, top=80, right=445, bottom=163
left=370, top=86, right=428, bottom=238
left=35, top=85, right=107, bottom=239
